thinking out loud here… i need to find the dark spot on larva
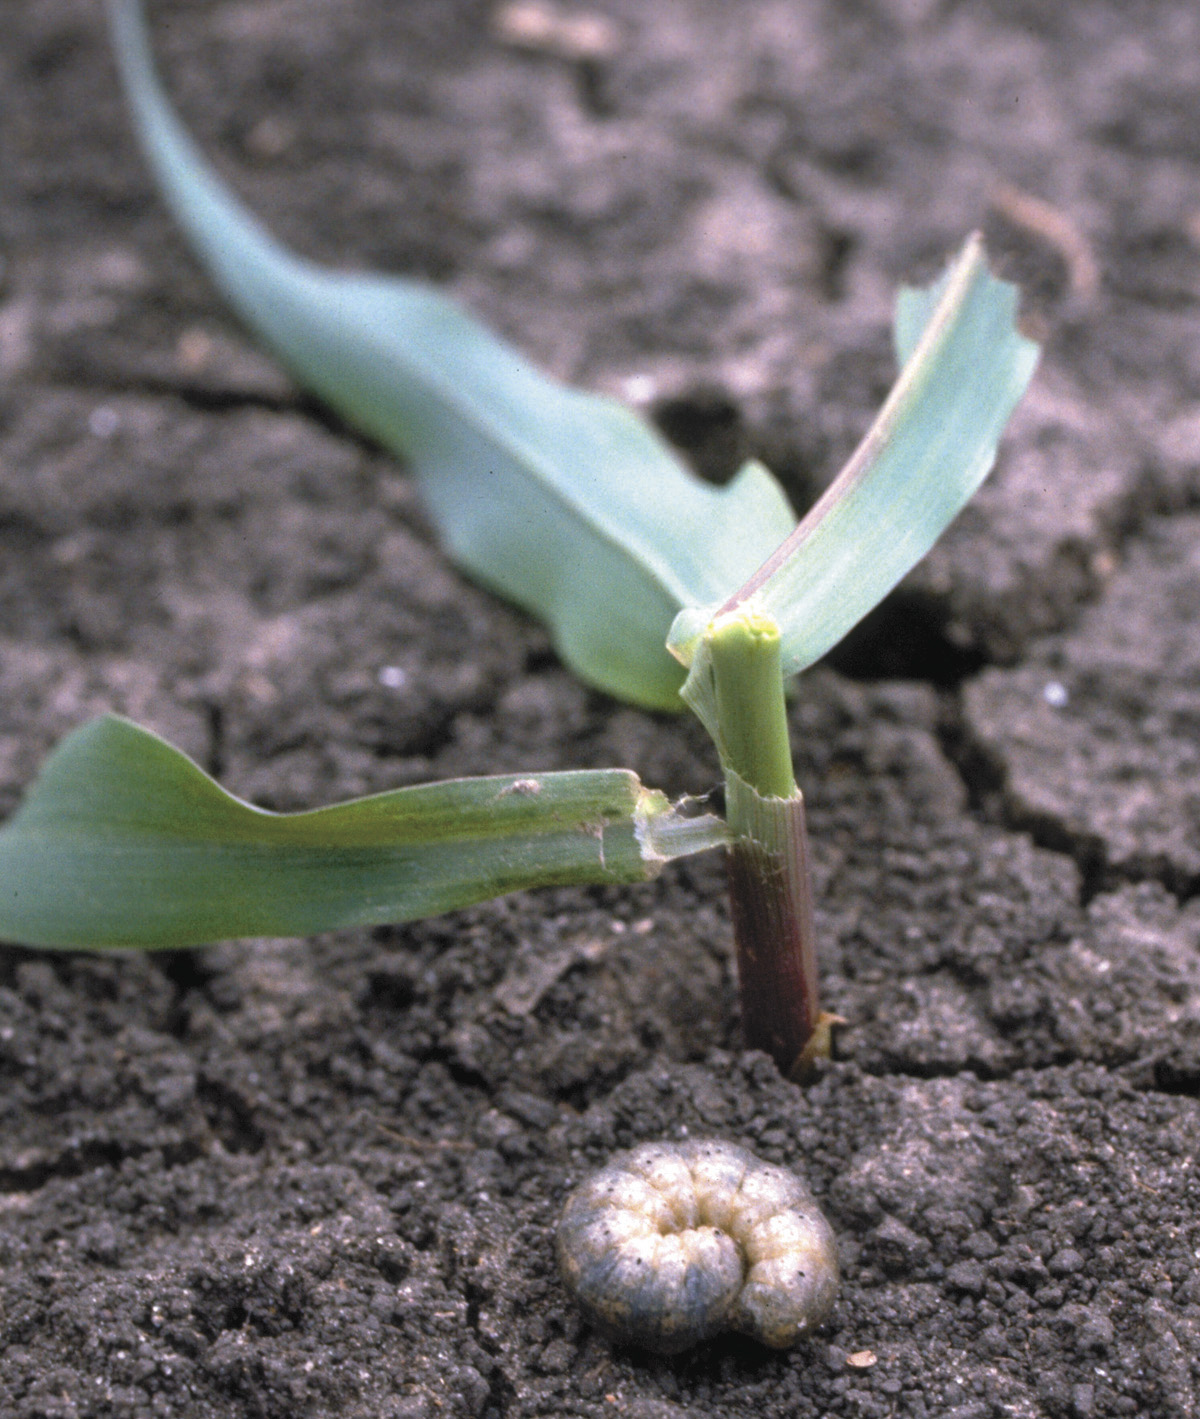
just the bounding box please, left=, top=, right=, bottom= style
left=556, top=1139, right=839, bottom=1354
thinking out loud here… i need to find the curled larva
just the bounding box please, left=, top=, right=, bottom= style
left=556, top=1139, right=839, bottom=1354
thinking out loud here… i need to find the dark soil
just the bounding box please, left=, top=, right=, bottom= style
left=4, top=1, right=1200, bottom=1415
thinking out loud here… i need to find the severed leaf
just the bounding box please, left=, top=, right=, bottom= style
left=669, top=234, right=1039, bottom=744
left=0, top=716, right=726, bottom=950
left=106, top=0, right=796, bottom=711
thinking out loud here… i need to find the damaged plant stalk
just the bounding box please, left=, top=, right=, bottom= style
left=707, top=611, right=821, bottom=1077
left=0, top=2, right=1042, bottom=1086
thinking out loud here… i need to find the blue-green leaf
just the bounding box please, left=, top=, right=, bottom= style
left=0, top=716, right=727, bottom=950
left=668, top=235, right=1039, bottom=740
left=105, top=0, right=795, bottom=711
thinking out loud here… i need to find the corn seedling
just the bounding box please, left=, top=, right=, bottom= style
left=0, top=0, right=1038, bottom=1076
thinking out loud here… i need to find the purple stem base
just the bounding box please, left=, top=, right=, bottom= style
left=726, top=791, right=820, bottom=1077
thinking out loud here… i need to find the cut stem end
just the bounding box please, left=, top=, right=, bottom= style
left=708, top=610, right=796, bottom=800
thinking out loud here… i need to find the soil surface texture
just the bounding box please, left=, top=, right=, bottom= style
left=4, top=2, right=1200, bottom=1416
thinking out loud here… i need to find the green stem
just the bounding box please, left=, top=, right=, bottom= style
left=710, top=611, right=798, bottom=800
left=707, top=611, right=821, bottom=1076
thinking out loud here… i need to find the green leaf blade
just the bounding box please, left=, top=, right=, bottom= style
left=669, top=235, right=1038, bottom=733
left=106, top=0, right=795, bottom=710
left=0, top=717, right=726, bottom=950
left=734, top=234, right=1038, bottom=674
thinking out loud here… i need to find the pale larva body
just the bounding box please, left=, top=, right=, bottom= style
left=556, top=1139, right=839, bottom=1354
